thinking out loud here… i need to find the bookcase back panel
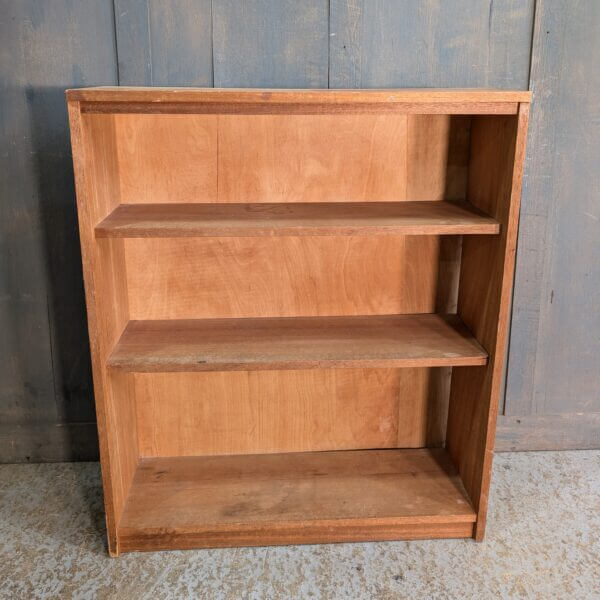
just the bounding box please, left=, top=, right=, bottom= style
left=134, top=368, right=440, bottom=457
left=124, top=236, right=442, bottom=319
left=217, top=114, right=409, bottom=203
left=115, top=114, right=218, bottom=204
left=95, top=113, right=470, bottom=205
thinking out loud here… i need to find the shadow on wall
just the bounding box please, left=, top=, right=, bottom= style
left=25, top=85, right=98, bottom=459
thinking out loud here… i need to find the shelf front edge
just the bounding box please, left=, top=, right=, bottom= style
left=118, top=520, right=475, bottom=553
left=95, top=201, right=501, bottom=239
left=107, top=314, right=488, bottom=373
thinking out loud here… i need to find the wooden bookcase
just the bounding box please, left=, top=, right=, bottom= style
left=66, top=88, right=530, bottom=556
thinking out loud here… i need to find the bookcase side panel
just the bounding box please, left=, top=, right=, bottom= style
left=447, top=105, right=529, bottom=540
left=71, top=108, right=140, bottom=554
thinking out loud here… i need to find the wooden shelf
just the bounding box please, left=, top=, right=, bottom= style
left=108, top=314, right=487, bottom=372
left=95, top=201, right=500, bottom=238
left=118, top=448, right=476, bottom=552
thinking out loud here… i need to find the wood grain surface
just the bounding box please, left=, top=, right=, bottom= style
left=118, top=448, right=476, bottom=551
left=98, top=112, right=470, bottom=205
left=446, top=105, right=530, bottom=541
left=69, top=102, right=139, bottom=556
left=108, top=314, right=487, bottom=372
left=96, top=201, right=499, bottom=238
left=67, top=87, right=531, bottom=104
left=329, top=0, right=535, bottom=90
left=134, top=368, right=446, bottom=456
left=114, top=0, right=213, bottom=87
left=123, top=236, right=441, bottom=319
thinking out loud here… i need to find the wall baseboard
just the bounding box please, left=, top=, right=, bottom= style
left=0, top=422, right=99, bottom=463
left=496, top=413, right=600, bottom=451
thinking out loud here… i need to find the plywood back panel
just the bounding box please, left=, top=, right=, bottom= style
left=135, top=368, right=442, bottom=457
left=406, top=115, right=470, bottom=201
left=104, top=113, right=470, bottom=205
left=217, top=114, right=408, bottom=202
left=114, top=114, right=218, bottom=204
left=124, top=236, right=440, bottom=320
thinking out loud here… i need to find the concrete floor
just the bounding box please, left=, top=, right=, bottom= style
left=0, top=451, right=598, bottom=599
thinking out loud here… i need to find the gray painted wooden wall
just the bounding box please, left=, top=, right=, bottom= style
left=1, top=0, right=598, bottom=461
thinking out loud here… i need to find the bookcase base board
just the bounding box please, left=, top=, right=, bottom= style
left=116, top=448, right=475, bottom=555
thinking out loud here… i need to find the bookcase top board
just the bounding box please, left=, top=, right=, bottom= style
left=66, top=87, right=531, bottom=114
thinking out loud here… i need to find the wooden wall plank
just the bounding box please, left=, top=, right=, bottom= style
left=329, top=0, right=534, bottom=88
left=0, top=0, right=117, bottom=462
left=113, top=0, right=153, bottom=85
left=115, top=0, right=213, bottom=86
left=148, top=1, right=212, bottom=85
left=213, top=0, right=329, bottom=87
left=505, top=0, right=600, bottom=417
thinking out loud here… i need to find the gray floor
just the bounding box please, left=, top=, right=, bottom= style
left=0, top=451, right=598, bottom=599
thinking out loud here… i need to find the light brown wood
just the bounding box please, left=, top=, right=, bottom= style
left=121, top=521, right=474, bottom=552
left=114, top=114, right=217, bottom=204
left=123, top=236, right=441, bottom=319
left=68, top=105, right=139, bottom=556
left=99, top=112, right=469, bottom=206
left=67, top=88, right=530, bottom=555
left=67, top=87, right=530, bottom=115
left=218, top=114, right=408, bottom=202
left=96, top=201, right=499, bottom=238
left=118, top=448, right=476, bottom=551
left=108, top=314, right=487, bottom=372
left=67, top=87, right=532, bottom=103
left=446, top=104, right=530, bottom=541
left=407, top=115, right=471, bottom=201
left=81, top=102, right=520, bottom=116
left=135, top=368, right=436, bottom=457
